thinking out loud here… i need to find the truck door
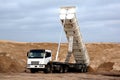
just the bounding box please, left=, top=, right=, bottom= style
left=44, top=52, right=51, bottom=64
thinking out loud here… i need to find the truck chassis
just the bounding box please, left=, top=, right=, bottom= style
left=29, top=62, right=88, bottom=73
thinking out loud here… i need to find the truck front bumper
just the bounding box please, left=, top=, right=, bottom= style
left=27, top=64, right=45, bottom=69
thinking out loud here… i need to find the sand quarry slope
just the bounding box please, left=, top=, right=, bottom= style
left=0, top=40, right=120, bottom=73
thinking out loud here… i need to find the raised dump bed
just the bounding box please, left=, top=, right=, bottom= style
left=60, top=6, right=90, bottom=66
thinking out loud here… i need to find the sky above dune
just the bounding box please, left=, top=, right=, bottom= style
left=0, top=0, right=120, bottom=42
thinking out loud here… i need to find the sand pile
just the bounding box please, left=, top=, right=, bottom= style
left=87, top=43, right=120, bottom=72
left=0, top=40, right=120, bottom=73
left=0, top=53, right=24, bottom=72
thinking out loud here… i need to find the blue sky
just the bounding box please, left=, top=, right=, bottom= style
left=0, top=0, right=120, bottom=42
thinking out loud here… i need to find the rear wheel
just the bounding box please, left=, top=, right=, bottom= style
left=80, top=64, right=87, bottom=73
left=83, top=66, right=88, bottom=72
left=63, top=66, right=68, bottom=73
left=59, top=66, right=64, bottom=73
left=81, top=68, right=84, bottom=73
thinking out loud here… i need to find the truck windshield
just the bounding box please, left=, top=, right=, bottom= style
left=28, top=51, right=45, bottom=58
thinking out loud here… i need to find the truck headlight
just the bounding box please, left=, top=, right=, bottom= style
left=39, top=65, right=43, bottom=67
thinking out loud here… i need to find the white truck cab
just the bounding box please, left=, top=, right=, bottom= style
left=27, top=49, right=52, bottom=73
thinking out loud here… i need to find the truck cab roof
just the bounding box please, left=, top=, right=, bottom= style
left=29, top=49, right=51, bottom=53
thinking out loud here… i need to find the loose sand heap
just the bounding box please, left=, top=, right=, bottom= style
left=0, top=40, right=120, bottom=73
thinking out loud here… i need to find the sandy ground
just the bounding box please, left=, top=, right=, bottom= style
left=0, top=72, right=120, bottom=80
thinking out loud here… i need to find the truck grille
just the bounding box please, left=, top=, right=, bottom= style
left=31, top=61, right=39, bottom=65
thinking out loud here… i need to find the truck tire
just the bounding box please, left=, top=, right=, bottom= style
left=63, top=66, right=68, bottom=73
left=81, top=68, right=84, bottom=73
left=83, top=66, right=88, bottom=73
left=83, top=64, right=87, bottom=73
left=59, top=66, right=64, bottom=73
left=84, top=68, right=87, bottom=72
left=44, top=64, right=52, bottom=73
left=30, top=69, right=36, bottom=73
left=80, top=64, right=85, bottom=73
left=81, top=64, right=87, bottom=73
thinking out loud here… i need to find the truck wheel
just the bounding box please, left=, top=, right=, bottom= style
left=63, top=66, right=68, bottom=73
left=84, top=68, right=87, bottom=72
left=83, top=66, right=88, bottom=73
left=81, top=68, right=84, bottom=73
left=44, top=65, right=51, bottom=73
left=59, top=66, right=63, bottom=73
left=80, top=64, right=85, bottom=73
left=81, top=64, right=87, bottom=73
left=83, top=64, right=87, bottom=73
left=30, top=69, right=36, bottom=73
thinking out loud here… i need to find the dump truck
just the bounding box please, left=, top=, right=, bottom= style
left=27, top=6, right=90, bottom=73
